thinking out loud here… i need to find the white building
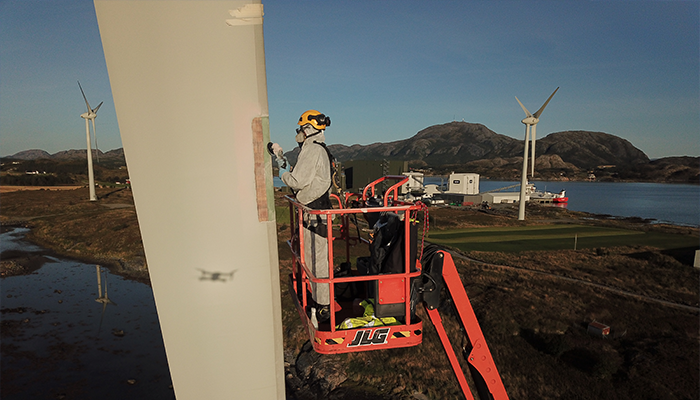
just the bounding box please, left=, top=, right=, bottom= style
left=447, top=173, right=479, bottom=195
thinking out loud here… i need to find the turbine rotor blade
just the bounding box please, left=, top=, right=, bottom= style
left=533, top=87, right=559, bottom=118
left=522, top=124, right=530, bottom=178
left=93, top=101, right=104, bottom=114
left=96, top=266, right=103, bottom=298
left=531, top=124, right=537, bottom=177
left=515, top=96, right=532, bottom=117
left=78, top=81, right=92, bottom=111
left=91, top=119, right=100, bottom=163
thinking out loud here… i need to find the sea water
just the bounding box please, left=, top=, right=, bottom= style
left=275, top=176, right=699, bottom=227
left=475, top=180, right=699, bottom=227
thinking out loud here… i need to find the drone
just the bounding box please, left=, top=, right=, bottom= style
left=197, top=269, right=237, bottom=282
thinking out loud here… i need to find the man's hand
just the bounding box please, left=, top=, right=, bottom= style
left=277, top=156, right=289, bottom=177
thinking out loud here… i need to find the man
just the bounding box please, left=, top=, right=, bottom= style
left=278, top=110, right=333, bottom=322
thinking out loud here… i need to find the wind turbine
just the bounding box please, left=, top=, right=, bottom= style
left=78, top=81, right=103, bottom=201
left=515, top=87, right=559, bottom=220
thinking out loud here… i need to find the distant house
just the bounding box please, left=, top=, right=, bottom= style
left=587, top=321, right=610, bottom=337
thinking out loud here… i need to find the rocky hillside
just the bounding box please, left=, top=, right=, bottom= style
left=7, top=148, right=125, bottom=161
left=5, top=123, right=697, bottom=183
left=1, top=149, right=128, bottom=186
left=613, top=156, right=700, bottom=182
left=318, top=122, right=650, bottom=169
left=536, top=131, right=649, bottom=169
left=327, top=123, right=523, bottom=167
left=285, top=122, right=696, bottom=183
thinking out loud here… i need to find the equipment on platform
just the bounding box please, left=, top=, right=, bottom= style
left=286, top=175, right=509, bottom=399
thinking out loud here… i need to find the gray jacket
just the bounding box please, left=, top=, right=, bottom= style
left=281, top=132, right=331, bottom=205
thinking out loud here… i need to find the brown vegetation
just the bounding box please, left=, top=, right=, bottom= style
left=0, top=187, right=148, bottom=282
left=277, top=194, right=699, bottom=399
left=2, top=188, right=698, bottom=399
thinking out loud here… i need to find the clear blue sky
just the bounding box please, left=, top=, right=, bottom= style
left=1, top=0, right=698, bottom=159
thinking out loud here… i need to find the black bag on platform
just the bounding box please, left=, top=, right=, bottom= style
left=367, top=212, right=418, bottom=319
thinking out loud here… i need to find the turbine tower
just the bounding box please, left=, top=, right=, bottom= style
left=78, top=81, right=103, bottom=201
left=515, top=87, right=559, bottom=220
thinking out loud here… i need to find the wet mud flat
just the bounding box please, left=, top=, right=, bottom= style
left=1, top=227, right=174, bottom=400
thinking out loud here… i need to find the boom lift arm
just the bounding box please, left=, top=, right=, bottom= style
left=420, top=246, right=509, bottom=400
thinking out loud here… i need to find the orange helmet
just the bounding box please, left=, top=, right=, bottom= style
left=298, top=110, right=331, bottom=130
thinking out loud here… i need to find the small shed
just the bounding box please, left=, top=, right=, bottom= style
left=587, top=321, right=610, bottom=337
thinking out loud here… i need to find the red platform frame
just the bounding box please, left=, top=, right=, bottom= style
left=285, top=175, right=509, bottom=399
left=287, top=176, right=423, bottom=354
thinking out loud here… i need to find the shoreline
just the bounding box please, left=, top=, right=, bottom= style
left=0, top=187, right=150, bottom=284
left=0, top=185, right=83, bottom=193
left=1, top=187, right=697, bottom=284
left=1, top=223, right=151, bottom=284
left=4, top=204, right=696, bottom=284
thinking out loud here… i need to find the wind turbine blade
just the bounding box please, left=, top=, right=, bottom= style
left=515, top=96, right=533, bottom=117
left=91, top=119, right=100, bottom=163
left=98, top=302, right=106, bottom=333
left=104, top=273, right=117, bottom=306
left=104, top=271, right=109, bottom=298
left=93, top=101, right=104, bottom=114
left=533, top=87, right=559, bottom=118
left=531, top=124, right=537, bottom=177
left=78, top=81, right=92, bottom=111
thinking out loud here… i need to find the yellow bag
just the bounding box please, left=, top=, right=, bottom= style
left=337, top=299, right=399, bottom=330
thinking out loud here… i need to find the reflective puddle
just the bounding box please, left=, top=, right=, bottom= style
left=1, top=228, right=174, bottom=399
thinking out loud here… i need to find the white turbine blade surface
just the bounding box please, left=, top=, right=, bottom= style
left=515, top=96, right=532, bottom=117
left=95, top=1, right=285, bottom=397
left=533, top=87, right=559, bottom=118
left=94, top=101, right=104, bottom=114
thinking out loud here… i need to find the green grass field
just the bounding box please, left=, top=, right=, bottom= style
left=427, top=224, right=699, bottom=252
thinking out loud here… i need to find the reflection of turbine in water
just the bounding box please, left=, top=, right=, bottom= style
left=95, top=265, right=117, bottom=332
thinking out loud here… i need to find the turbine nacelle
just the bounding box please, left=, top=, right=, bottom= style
left=80, top=101, right=103, bottom=120
left=521, top=116, right=539, bottom=125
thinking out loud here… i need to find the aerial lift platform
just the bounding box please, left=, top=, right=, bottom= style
left=286, top=175, right=509, bottom=400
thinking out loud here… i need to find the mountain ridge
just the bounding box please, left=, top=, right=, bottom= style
left=4, top=122, right=697, bottom=183
left=316, top=122, right=650, bottom=169
left=7, top=148, right=124, bottom=160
